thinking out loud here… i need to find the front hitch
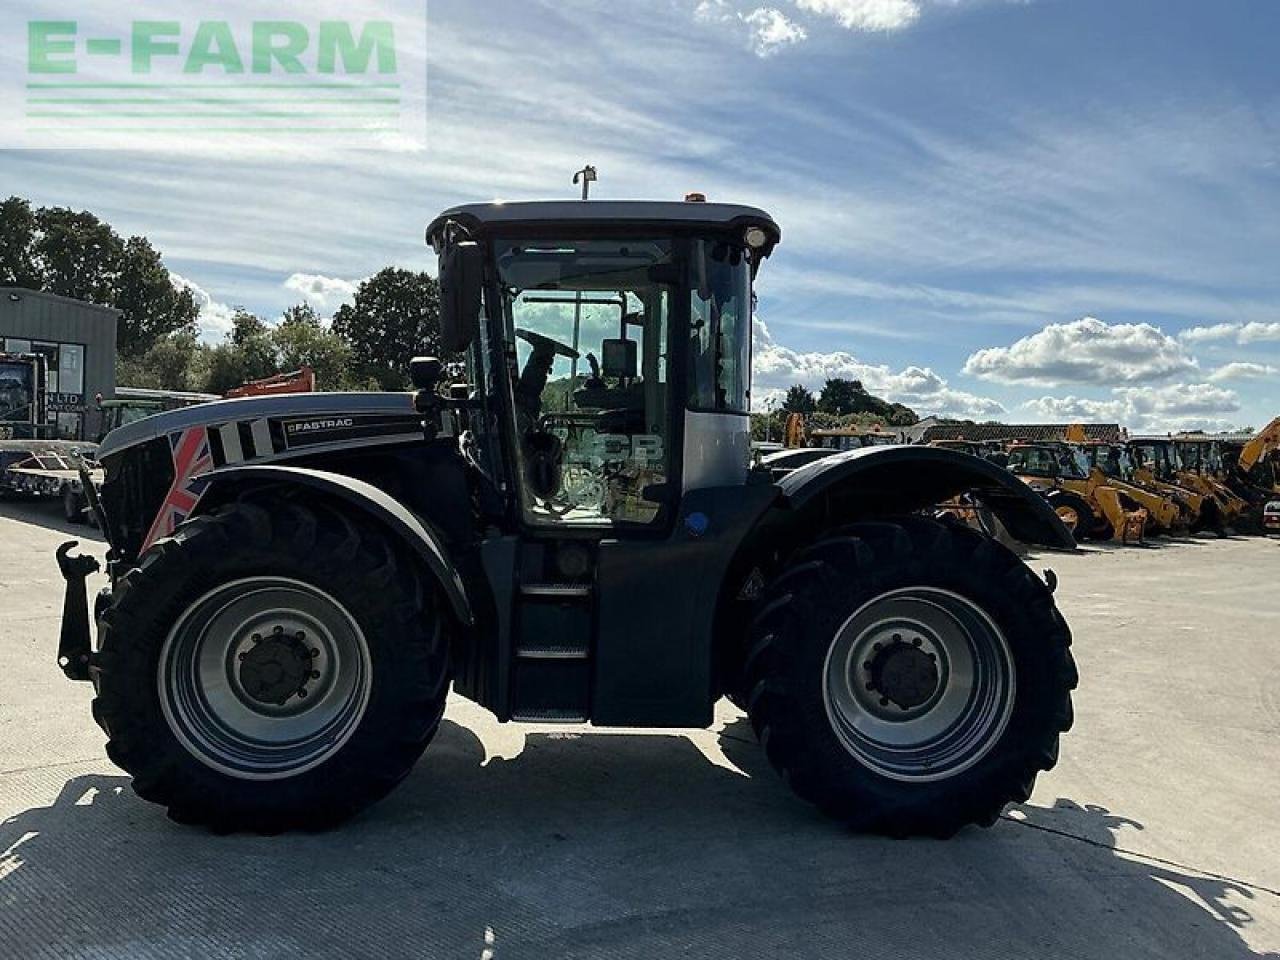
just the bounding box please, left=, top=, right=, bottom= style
left=56, top=541, right=101, bottom=682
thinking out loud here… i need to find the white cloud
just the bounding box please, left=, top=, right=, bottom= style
left=742, top=8, right=808, bottom=55
left=963, top=317, right=1197, bottom=387
left=1179, top=321, right=1280, bottom=345
left=1024, top=382, right=1242, bottom=432
left=754, top=317, right=1005, bottom=419
left=283, top=273, right=361, bottom=312
left=1208, top=362, right=1278, bottom=383
left=794, top=0, right=921, bottom=31
left=170, top=272, right=236, bottom=340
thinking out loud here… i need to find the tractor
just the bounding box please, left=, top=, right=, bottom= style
left=57, top=199, right=1077, bottom=837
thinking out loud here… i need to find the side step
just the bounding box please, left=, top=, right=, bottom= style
left=510, top=581, right=593, bottom=722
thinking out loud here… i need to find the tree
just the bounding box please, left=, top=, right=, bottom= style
left=331, top=268, right=441, bottom=390
left=204, top=310, right=280, bottom=394
left=0, top=196, right=199, bottom=358
left=817, top=378, right=862, bottom=415
left=0, top=198, right=39, bottom=287
left=782, top=384, right=817, bottom=414
left=114, top=237, right=200, bottom=356
left=273, top=303, right=354, bottom=389
left=116, top=330, right=210, bottom=392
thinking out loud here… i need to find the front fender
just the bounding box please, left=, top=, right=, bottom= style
left=195, top=464, right=474, bottom=625
left=777, top=446, right=1075, bottom=549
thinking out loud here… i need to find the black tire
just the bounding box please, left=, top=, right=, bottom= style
left=744, top=517, right=1076, bottom=838
left=62, top=486, right=83, bottom=523
left=1045, top=490, right=1092, bottom=542
left=92, top=495, right=451, bottom=831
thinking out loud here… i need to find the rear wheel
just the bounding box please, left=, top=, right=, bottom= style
left=744, top=517, right=1076, bottom=837
left=93, top=495, right=451, bottom=831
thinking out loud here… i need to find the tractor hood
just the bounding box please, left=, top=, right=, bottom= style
left=97, top=392, right=420, bottom=461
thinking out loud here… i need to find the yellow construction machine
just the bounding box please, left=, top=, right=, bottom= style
left=1171, top=435, right=1248, bottom=529
left=1063, top=427, right=1184, bottom=535
left=1128, top=437, right=1227, bottom=534
left=1006, top=441, right=1146, bottom=544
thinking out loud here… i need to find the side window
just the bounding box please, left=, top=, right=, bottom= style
left=688, top=241, right=752, bottom=413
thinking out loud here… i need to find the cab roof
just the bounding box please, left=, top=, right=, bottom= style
left=426, top=200, right=780, bottom=253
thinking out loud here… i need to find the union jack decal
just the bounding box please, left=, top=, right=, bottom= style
left=141, top=426, right=214, bottom=553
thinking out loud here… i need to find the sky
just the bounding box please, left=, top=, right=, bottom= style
left=3, top=0, right=1279, bottom=431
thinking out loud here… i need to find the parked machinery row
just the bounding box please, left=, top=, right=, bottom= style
left=779, top=415, right=1280, bottom=545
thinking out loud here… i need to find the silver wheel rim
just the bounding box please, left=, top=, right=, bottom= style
left=822, top=587, right=1015, bottom=783
left=159, top=577, right=372, bottom=781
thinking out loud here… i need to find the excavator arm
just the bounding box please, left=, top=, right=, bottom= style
left=1238, top=417, right=1280, bottom=474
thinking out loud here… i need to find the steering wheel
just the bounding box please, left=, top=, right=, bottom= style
left=516, top=328, right=580, bottom=360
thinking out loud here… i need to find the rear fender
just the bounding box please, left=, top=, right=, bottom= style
left=777, top=446, right=1076, bottom=550
left=193, top=464, right=473, bottom=626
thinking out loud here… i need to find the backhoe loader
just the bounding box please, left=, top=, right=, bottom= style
left=1060, top=428, right=1184, bottom=535
left=1128, top=438, right=1225, bottom=535
left=1007, top=441, right=1146, bottom=543
left=1171, top=436, right=1248, bottom=529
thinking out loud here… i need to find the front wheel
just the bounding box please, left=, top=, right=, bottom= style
left=93, top=496, right=452, bottom=831
left=744, top=517, right=1076, bottom=837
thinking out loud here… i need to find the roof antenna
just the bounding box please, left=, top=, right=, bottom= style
left=573, top=164, right=598, bottom=200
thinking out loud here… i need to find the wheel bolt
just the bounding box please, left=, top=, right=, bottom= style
left=274, top=625, right=284, bottom=635
left=251, top=634, right=262, bottom=644
left=296, top=631, right=306, bottom=641
left=872, top=642, right=882, bottom=652
left=297, top=688, right=308, bottom=699
left=892, top=634, right=902, bottom=643
left=238, top=652, right=247, bottom=661
left=879, top=697, right=890, bottom=707
left=912, top=637, right=923, bottom=647
left=310, top=670, right=320, bottom=680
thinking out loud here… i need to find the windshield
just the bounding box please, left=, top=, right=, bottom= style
left=1008, top=447, right=1058, bottom=478
left=495, top=236, right=674, bottom=527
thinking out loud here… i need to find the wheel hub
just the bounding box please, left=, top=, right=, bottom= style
left=237, top=627, right=318, bottom=706
left=865, top=638, right=939, bottom=711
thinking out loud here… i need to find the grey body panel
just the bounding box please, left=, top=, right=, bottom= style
left=778, top=445, right=1076, bottom=550
left=682, top=410, right=751, bottom=492
left=97, top=392, right=417, bottom=460
left=593, top=484, right=781, bottom=727
left=196, top=464, right=474, bottom=626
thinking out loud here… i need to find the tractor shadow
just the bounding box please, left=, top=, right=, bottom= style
left=0, top=718, right=1274, bottom=959
left=0, top=495, right=106, bottom=542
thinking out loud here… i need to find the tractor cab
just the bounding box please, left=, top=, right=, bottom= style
left=1007, top=443, right=1088, bottom=485
left=426, top=200, right=778, bottom=533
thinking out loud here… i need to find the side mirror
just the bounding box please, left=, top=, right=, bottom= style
left=602, top=338, right=637, bottom=379
left=440, top=241, right=483, bottom=354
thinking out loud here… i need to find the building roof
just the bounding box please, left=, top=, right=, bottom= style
left=0, top=287, right=119, bottom=316
left=921, top=422, right=1122, bottom=443
left=426, top=200, right=780, bottom=249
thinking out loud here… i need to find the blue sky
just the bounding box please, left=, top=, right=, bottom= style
left=3, top=0, right=1278, bottom=429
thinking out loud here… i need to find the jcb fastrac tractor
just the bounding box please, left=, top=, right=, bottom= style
left=58, top=199, right=1078, bottom=837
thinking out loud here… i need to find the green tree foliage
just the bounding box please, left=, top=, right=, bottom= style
left=273, top=303, right=355, bottom=390
left=817, top=377, right=918, bottom=425
left=115, top=330, right=211, bottom=393
left=330, top=268, right=442, bottom=390
left=0, top=196, right=198, bottom=357
left=782, top=384, right=817, bottom=413
left=0, top=198, right=39, bottom=288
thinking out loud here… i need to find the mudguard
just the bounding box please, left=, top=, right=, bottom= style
left=777, top=446, right=1076, bottom=550
left=194, top=464, right=474, bottom=625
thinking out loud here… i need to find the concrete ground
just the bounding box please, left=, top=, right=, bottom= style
left=1, top=495, right=1277, bottom=959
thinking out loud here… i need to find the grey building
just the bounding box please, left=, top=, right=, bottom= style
left=0, top=288, right=118, bottom=441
